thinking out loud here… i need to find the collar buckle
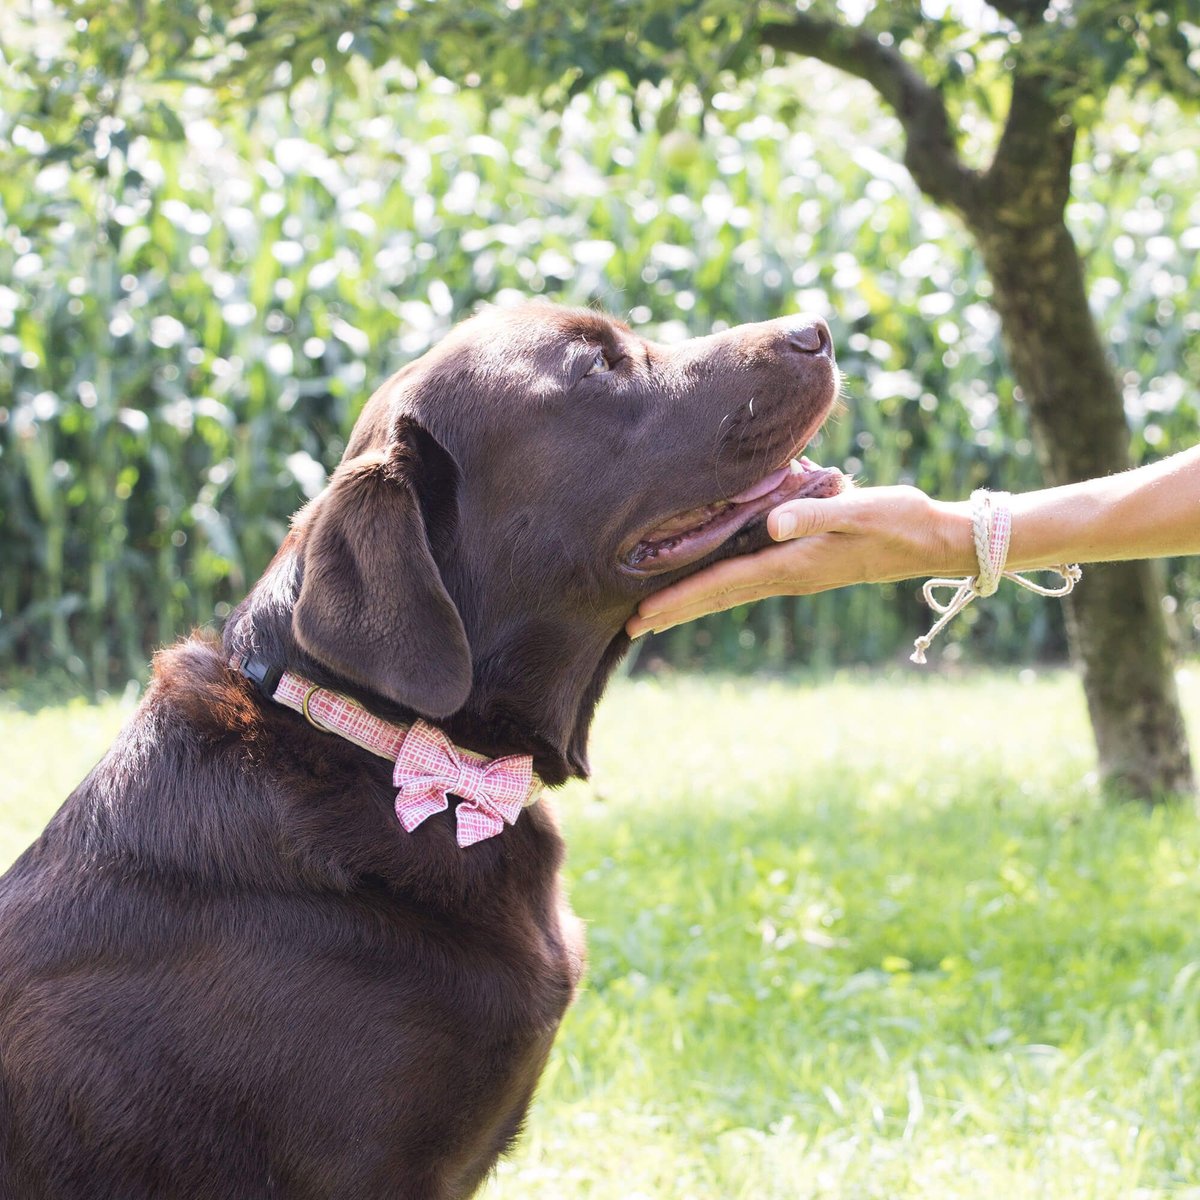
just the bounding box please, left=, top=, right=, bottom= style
left=239, top=654, right=283, bottom=700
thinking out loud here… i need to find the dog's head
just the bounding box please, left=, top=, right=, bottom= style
left=231, top=302, right=840, bottom=776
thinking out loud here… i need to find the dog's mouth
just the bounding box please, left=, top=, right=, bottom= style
left=622, top=454, right=846, bottom=577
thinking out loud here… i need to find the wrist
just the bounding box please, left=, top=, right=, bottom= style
left=929, top=499, right=977, bottom=575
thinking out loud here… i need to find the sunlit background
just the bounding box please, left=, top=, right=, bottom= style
left=2, top=9, right=1198, bottom=690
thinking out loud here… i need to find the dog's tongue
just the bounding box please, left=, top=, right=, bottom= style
left=730, top=457, right=839, bottom=504
left=729, top=464, right=793, bottom=504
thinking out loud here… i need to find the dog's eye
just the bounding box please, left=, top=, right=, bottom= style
left=584, top=349, right=611, bottom=377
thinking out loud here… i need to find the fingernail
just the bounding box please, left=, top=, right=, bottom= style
left=629, top=627, right=648, bottom=639
left=774, top=512, right=796, bottom=540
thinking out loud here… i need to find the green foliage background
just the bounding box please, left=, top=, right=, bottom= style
left=2, top=50, right=1199, bottom=688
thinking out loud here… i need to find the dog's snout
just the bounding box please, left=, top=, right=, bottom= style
left=785, top=318, right=832, bottom=357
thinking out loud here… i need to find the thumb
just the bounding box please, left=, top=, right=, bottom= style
left=768, top=495, right=852, bottom=541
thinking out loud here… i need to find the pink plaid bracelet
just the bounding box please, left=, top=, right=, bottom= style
left=910, top=489, right=1081, bottom=665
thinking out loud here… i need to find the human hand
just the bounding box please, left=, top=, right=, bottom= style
left=625, top=482, right=974, bottom=638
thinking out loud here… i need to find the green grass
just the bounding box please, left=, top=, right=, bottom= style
left=5, top=669, right=1200, bottom=1198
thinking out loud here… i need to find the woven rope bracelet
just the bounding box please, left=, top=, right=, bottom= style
left=910, top=489, right=1082, bottom=665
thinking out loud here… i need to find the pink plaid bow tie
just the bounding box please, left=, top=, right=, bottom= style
left=393, top=720, right=535, bottom=847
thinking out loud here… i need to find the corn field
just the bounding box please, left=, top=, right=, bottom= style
left=2, top=63, right=1199, bottom=689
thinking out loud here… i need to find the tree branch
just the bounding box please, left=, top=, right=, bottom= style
left=760, top=14, right=980, bottom=215
left=978, top=68, right=1076, bottom=228
left=984, top=0, right=1045, bottom=27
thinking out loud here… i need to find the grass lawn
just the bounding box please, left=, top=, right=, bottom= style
left=5, top=668, right=1200, bottom=1198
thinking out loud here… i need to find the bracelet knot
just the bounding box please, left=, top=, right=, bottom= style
left=910, top=489, right=1081, bottom=665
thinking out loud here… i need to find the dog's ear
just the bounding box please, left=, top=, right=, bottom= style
left=292, top=436, right=471, bottom=718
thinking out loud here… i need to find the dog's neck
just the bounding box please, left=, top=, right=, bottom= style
left=459, top=617, right=630, bottom=782
left=222, top=537, right=629, bottom=786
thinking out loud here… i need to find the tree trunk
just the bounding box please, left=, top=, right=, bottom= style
left=975, top=217, right=1194, bottom=800
left=757, top=18, right=1194, bottom=800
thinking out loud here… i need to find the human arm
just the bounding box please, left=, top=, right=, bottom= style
left=1004, top=444, right=1200, bottom=569
left=625, top=445, right=1200, bottom=638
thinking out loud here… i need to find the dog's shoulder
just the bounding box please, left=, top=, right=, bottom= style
left=5, top=634, right=284, bottom=894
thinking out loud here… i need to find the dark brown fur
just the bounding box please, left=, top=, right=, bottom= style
left=0, top=303, right=836, bottom=1199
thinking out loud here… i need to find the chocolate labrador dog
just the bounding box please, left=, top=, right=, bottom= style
left=0, top=302, right=841, bottom=1199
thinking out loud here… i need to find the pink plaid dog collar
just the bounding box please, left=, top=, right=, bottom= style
left=235, top=657, right=541, bottom=847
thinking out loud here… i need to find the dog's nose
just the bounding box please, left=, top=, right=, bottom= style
left=785, top=318, right=832, bottom=357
